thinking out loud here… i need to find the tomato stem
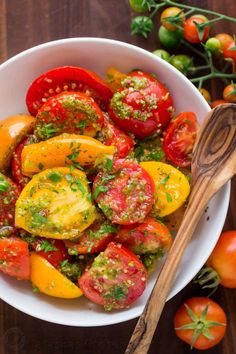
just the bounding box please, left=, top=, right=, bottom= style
left=190, top=72, right=236, bottom=83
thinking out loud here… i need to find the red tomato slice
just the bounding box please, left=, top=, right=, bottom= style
left=0, top=237, right=30, bottom=279
left=93, top=159, right=155, bottom=225
left=163, top=112, right=198, bottom=167
left=109, top=71, right=174, bottom=139
left=115, top=216, right=172, bottom=254
left=103, top=117, right=134, bottom=158
left=78, top=242, right=147, bottom=310
left=34, top=92, right=104, bottom=140
left=64, top=219, right=117, bottom=254
left=26, top=66, right=113, bottom=116
left=31, top=238, right=71, bottom=269
left=0, top=173, right=20, bottom=228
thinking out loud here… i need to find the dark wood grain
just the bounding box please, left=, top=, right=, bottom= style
left=0, top=1, right=235, bottom=354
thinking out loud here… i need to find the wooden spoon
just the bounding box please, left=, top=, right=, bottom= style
left=125, top=103, right=236, bottom=354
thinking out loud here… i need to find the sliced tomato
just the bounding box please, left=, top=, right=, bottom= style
left=65, top=219, right=117, bottom=254
left=0, top=237, right=30, bottom=279
left=78, top=242, right=147, bottom=310
left=93, top=159, right=155, bottom=225
left=163, top=112, right=198, bottom=167
left=115, top=216, right=172, bottom=254
left=0, top=173, right=20, bottom=228
left=102, top=117, right=134, bottom=158
left=26, top=66, right=113, bottom=116
left=109, top=71, right=174, bottom=139
left=31, top=237, right=71, bottom=269
left=34, top=92, right=104, bottom=140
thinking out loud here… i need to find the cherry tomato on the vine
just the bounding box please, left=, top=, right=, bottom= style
left=170, top=55, right=193, bottom=75
left=158, top=26, right=183, bottom=49
left=183, top=16, right=210, bottom=44
left=129, top=0, right=148, bottom=13
left=199, top=88, right=211, bottom=103
left=160, top=7, right=185, bottom=32
left=223, top=83, right=236, bottom=103
left=215, top=33, right=234, bottom=51
left=210, top=100, right=228, bottom=108
left=152, top=49, right=171, bottom=61
left=205, top=38, right=221, bottom=53
left=174, top=297, right=227, bottom=350
left=223, top=40, right=236, bottom=62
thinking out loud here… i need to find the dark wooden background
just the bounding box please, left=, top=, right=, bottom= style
left=0, top=1, right=235, bottom=353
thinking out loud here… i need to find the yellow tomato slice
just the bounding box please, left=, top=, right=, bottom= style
left=30, top=252, right=82, bottom=298
left=15, top=167, right=97, bottom=239
left=106, top=67, right=127, bottom=92
left=141, top=161, right=190, bottom=217
left=0, top=115, right=35, bottom=172
left=21, top=133, right=115, bottom=177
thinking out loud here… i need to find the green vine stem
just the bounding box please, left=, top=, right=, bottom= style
left=190, top=72, right=235, bottom=83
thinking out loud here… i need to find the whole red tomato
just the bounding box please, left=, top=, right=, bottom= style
left=223, top=40, right=236, bottom=62
left=184, top=16, right=210, bottom=44
left=174, top=297, right=227, bottom=350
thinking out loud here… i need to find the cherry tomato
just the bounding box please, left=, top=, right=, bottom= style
left=215, top=33, right=234, bottom=51
left=0, top=237, right=30, bottom=280
left=64, top=219, right=117, bottom=254
left=223, top=83, right=236, bottom=103
left=26, top=66, right=113, bottom=116
left=0, top=173, right=20, bottom=228
left=158, top=26, right=183, bottom=49
left=102, top=117, right=134, bottom=159
left=114, top=216, right=172, bottom=254
left=31, top=238, right=71, bottom=269
left=174, top=297, right=227, bottom=350
left=152, top=49, right=171, bottom=61
left=206, top=231, right=236, bottom=288
left=199, top=88, right=211, bottom=103
left=170, top=55, right=193, bottom=75
left=223, top=40, right=236, bottom=62
left=205, top=38, right=221, bottom=53
left=78, top=242, right=147, bottom=310
left=93, top=159, right=155, bottom=225
left=160, top=7, right=185, bottom=31
left=34, top=92, right=104, bottom=140
left=183, top=16, right=210, bottom=44
left=109, top=71, right=174, bottom=139
left=163, top=112, right=198, bottom=167
left=210, top=100, right=228, bottom=108
left=129, top=0, right=148, bottom=13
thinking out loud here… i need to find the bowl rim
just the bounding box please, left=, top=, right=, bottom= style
left=0, top=37, right=231, bottom=326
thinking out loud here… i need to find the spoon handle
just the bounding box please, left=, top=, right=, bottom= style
left=125, top=178, right=211, bottom=354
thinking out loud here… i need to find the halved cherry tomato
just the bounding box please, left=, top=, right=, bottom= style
left=15, top=167, right=97, bottom=239
left=102, top=117, right=134, bottom=159
left=32, top=238, right=71, bottom=269
left=93, top=159, right=155, bottom=225
left=78, top=242, right=147, bottom=310
left=183, top=16, right=210, bottom=44
left=65, top=218, right=117, bottom=254
left=109, top=71, right=174, bottom=139
left=215, top=33, right=234, bottom=51
left=0, top=173, right=20, bottom=227
left=114, top=216, right=172, bottom=254
left=210, top=100, right=228, bottom=108
left=174, top=297, right=227, bottom=350
left=0, top=237, right=30, bottom=280
left=163, top=112, right=198, bottom=167
left=34, top=92, right=104, bottom=140
left=223, top=40, right=236, bottom=62
left=26, top=66, right=113, bottom=116
left=223, top=83, right=236, bottom=103
left=106, top=67, right=127, bottom=92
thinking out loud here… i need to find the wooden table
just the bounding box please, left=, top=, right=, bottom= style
left=0, top=1, right=235, bottom=353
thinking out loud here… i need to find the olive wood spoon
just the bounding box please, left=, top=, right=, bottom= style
left=125, top=103, right=236, bottom=354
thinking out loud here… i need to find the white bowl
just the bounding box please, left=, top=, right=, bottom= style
left=0, top=38, right=230, bottom=326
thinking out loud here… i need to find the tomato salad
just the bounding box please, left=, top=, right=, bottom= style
left=0, top=65, right=197, bottom=311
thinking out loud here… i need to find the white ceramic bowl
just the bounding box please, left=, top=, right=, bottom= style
left=0, top=38, right=230, bottom=326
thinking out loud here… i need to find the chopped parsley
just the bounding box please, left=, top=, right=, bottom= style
left=93, top=185, right=108, bottom=199
left=38, top=162, right=44, bottom=171
left=36, top=240, right=58, bottom=252
left=166, top=193, right=173, bottom=202
left=105, top=158, right=113, bottom=171
left=48, top=171, right=62, bottom=182
left=0, top=174, right=10, bottom=192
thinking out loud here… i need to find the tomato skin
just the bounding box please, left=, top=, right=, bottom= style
left=78, top=242, right=147, bottom=310
left=35, top=92, right=104, bottom=140
left=0, top=174, right=20, bottom=228
left=31, top=238, right=71, bottom=269
left=199, top=88, right=211, bottom=103
left=129, top=0, right=148, bottom=13
left=223, top=84, right=236, bottom=103
left=26, top=66, right=113, bottom=115
left=158, top=26, right=183, bottom=49
left=163, top=112, right=198, bottom=167
left=93, top=159, right=155, bottom=225
left=102, top=117, right=134, bottom=158
left=206, top=231, right=236, bottom=288
left=210, top=100, right=228, bottom=108
left=184, top=17, right=209, bottom=44
left=223, top=41, right=236, bottom=62
left=114, top=216, right=172, bottom=254
left=215, top=33, right=234, bottom=51
left=109, top=71, right=174, bottom=139
left=0, top=237, right=30, bottom=280
left=152, top=49, right=171, bottom=61
left=174, top=297, right=227, bottom=350
left=160, top=7, right=185, bottom=32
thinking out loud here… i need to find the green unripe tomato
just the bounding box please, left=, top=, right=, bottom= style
left=131, top=16, right=153, bottom=37
left=158, top=26, right=183, bottom=49
left=205, top=37, right=221, bottom=53
left=129, top=0, right=148, bottom=13
left=170, top=54, right=193, bottom=75
left=152, top=49, right=171, bottom=61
